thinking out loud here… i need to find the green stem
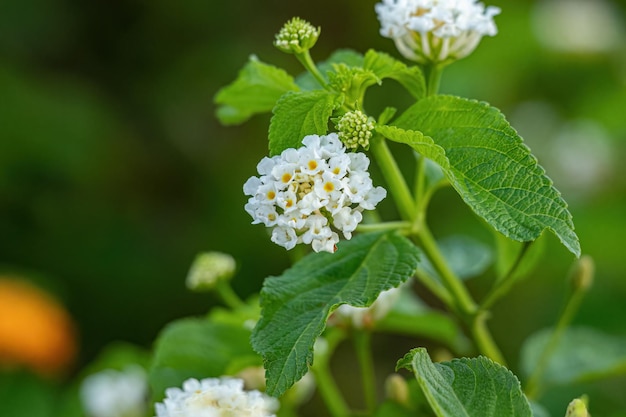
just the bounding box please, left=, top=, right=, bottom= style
left=416, top=224, right=475, bottom=316
left=353, top=330, right=377, bottom=414
left=296, top=50, right=328, bottom=89
left=525, top=257, right=593, bottom=399
left=356, top=221, right=412, bottom=233
left=311, top=329, right=351, bottom=417
left=215, top=281, right=245, bottom=309
left=425, top=64, right=444, bottom=96
left=369, top=135, right=415, bottom=222
left=471, top=312, right=507, bottom=366
left=415, top=224, right=507, bottom=365
left=480, top=242, right=533, bottom=311
left=415, top=270, right=455, bottom=313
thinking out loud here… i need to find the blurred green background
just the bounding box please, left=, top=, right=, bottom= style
left=1, top=0, right=625, bottom=415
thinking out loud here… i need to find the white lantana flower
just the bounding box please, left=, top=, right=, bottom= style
left=375, top=0, right=500, bottom=64
left=155, top=377, right=279, bottom=417
left=80, top=366, right=148, bottom=417
left=244, top=133, right=386, bottom=253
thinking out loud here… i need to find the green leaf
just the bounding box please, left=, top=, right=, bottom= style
left=376, top=124, right=448, bottom=168
left=149, top=318, right=260, bottom=400
left=520, top=327, right=626, bottom=388
left=214, top=55, right=299, bottom=125
left=251, top=231, right=420, bottom=397
left=394, top=96, right=580, bottom=257
left=296, top=49, right=365, bottom=90
left=268, top=90, right=339, bottom=155
left=364, top=49, right=426, bottom=99
left=397, top=348, right=532, bottom=417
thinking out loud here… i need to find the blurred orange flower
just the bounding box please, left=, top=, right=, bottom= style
left=0, top=277, right=77, bottom=376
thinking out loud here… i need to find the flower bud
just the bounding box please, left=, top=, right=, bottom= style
left=274, top=17, right=320, bottom=54
left=186, top=252, right=236, bottom=291
left=565, top=398, right=590, bottom=417
left=337, top=110, right=375, bottom=150
left=384, top=373, right=410, bottom=406
left=569, top=255, right=594, bottom=293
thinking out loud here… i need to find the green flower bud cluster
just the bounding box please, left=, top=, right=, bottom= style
left=274, top=17, right=320, bottom=54
left=337, top=110, right=375, bottom=150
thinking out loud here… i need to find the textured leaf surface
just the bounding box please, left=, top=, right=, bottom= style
left=364, top=49, right=426, bottom=99
left=394, top=96, right=580, bottom=257
left=251, top=232, right=420, bottom=397
left=376, top=124, right=448, bottom=168
left=268, top=90, right=338, bottom=155
left=398, top=348, right=532, bottom=417
left=149, top=318, right=258, bottom=400
left=521, top=327, right=626, bottom=387
left=214, top=56, right=298, bottom=125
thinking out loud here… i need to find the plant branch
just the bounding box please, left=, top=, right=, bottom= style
left=370, top=135, right=416, bottom=222
left=353, top=330, right=377, bottom=414
left=311, top=329, right=351, bottom=417
left=480, top=241, right=533, bottom=311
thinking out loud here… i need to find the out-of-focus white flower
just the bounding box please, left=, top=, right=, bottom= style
left=330, top=285, right=404, bottom=329
left=155, top=377, right=279, bottom=417
left=80, top=366, right=148, bottom=417
left=244, top=133, right=386, bottom=253
left=186, top=252, right=237, bottom=291
left=375, top=0, right=500, bottom=64
left=532, top=0, right=623, bottom=54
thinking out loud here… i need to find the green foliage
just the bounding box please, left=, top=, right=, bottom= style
left=268, top=90, right=339, bottom=155
left=521, top=327, right=626, bottom=388
left=363, top=50, right=426, bottom=100
left=393, top=95, right=580, bottom=257
left=398, top=348, right=532, bottom=417
left=214, top=55, right=299, bottom=125
left=251, top=231, right=420, bottom=397
left=376, top=124, right=448, bottom=168
left=149, top=318, right=260, bottom=400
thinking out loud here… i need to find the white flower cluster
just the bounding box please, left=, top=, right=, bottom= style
left=80, top=366, right=148, bottom=417
left=155, top=377, right=279, bottom=417
left=375, top=0, right=500, bottom=64
left=244, top=133, right=386, bottom=253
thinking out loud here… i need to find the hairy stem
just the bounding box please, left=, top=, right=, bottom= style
left=296, top=50, right=328, bottom=89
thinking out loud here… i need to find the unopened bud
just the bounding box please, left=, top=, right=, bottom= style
left=186, top=252, right=236, bottom=291
left=384, top=373, right=409, bottom=405
left=337, top=110, right=375, bottom=150
left=274, top=17, right=320, bottom=54
left=569, top=255, right=594, bottom=292
left=565, top=398, right=590, bottom=417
